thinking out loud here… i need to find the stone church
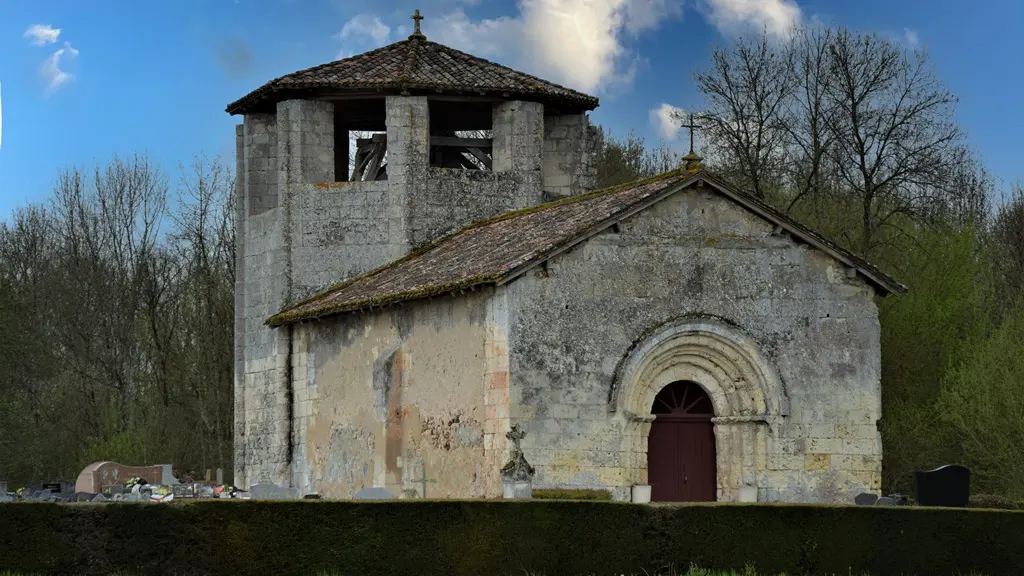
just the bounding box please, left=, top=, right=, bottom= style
left=228, top=13, right=905, bottom=503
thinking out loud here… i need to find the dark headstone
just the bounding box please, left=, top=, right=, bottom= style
left=914, top=465, right=970, bottom=507
left=41, top=482, right=61, bottom=493
left=889, top=493, right=909, bottom=506
left=303, top=494, right=323, bottom=499
left=854, top=493, right=878, bottom=506
left=72, top=492, right=96, bottom=502
left=875, top=496, right=895, bottom=506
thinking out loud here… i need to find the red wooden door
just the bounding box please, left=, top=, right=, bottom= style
left=647, top=381, right=716, bottom=502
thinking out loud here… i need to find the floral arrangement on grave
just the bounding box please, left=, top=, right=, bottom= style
left=500, top=424, right=535, bottom=482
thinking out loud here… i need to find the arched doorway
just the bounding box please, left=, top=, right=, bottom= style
left=647, top=381, right=717, bottom=502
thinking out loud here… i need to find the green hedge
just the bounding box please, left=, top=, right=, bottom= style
left=1, top=501, right=1022, bottom=576
left=967, top=494, right=1021, bottom=510
left=531, top=488, right=613, bottom=500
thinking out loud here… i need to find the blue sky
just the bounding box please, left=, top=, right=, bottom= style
left=1, top=0, right=1022, bottom=217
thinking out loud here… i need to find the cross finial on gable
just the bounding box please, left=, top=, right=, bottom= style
left=410, top=9, right=425, bottom=38
left=679, top=111, right=705, bottom=172
left=680, top=112, right=701, bottom=155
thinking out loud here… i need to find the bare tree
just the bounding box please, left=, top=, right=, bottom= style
left=692, top=33, right=796, bottom=200
left=693, top=25, right=966, bottom=258
left=824, top=30, right=962, bottom=254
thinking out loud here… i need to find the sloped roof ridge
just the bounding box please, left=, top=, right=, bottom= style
left=266, top=168, right=906, bottom=327
left=279, top=41, right=410, bottom=87
left=272, top=168, right=690, bottom=320
left=416, top=39, right=594, bottom=100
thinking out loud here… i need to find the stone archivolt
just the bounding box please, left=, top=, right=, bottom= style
left=613, top=317, right=789, bottom=501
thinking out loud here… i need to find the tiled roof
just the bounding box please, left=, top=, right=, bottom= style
left=226, top=35, right=599, bottom=115
left=266, top=170, right=906, bottom=327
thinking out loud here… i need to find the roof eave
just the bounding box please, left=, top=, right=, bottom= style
left=227, top=85, right=599, bottom=116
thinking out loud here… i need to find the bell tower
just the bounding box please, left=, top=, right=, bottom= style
left=226, top=9, right=600, bottom=488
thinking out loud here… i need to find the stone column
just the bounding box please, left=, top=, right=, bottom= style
left=385, top=96, right=429, bottom=256
left=712, top=417, right=772, bottom=502
left=483, top=288, right=512, bottom=497
left=243, top=113, right=278, bottom=215
left=542, top=113, right=598, bottom=199
left=276, top=100, right=335, bottom=189
left=492, top=100, right=544, bottom=208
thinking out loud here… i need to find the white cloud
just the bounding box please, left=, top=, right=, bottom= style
left=337, top=14, right=391, bottom=46
left=650, top=103, right=684, bottom=140
left=699, top=0, right=802, bottom=39
left=903, top=27, right=920, bottom=49
left=41, top=42, right=79, bottom=93
left=425, top=0, right=683, bottom=94
left=23, top=24, right=61, bottom=46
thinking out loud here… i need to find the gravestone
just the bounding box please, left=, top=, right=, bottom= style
left=353, top=487, right=394, bottom=500
left=875, top=496, right=895, bottom=506
left=914, top=465, right=970, bottom=507
left=500, top=424, right=535, bottom=499
left=888, top=493, right=909, bottom=506
left=0, top=481, right=7, bottom=494
left=249, top=483, right=299, bottom=500
left=854, top=493, right=878, bottom=506
left=173, top=484, right=196, bottom=499
left=103, top=484, right=124, bottom=496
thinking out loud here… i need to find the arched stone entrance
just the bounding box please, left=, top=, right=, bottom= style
left=612, top=317, right=788, bottom=502
left=648, top=381, right=717, bottom=502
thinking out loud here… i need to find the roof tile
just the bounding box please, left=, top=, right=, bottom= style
left=266, top=170, right=906, bottom=327
left=227, top=36, right=599, bottom=115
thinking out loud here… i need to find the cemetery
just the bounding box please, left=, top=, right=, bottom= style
left=1, top=427, right=1023, bottom=575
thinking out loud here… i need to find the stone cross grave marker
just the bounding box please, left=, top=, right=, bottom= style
left=501, top=424, right=536, bottom=499
left=353, top=487, right=395, bottom=500
left=417, top=460, right=437, bottom=499
left=914, top=464, right=970, bottom=507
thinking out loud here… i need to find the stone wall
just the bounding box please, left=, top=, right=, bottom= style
left=542, top=113, right=599, bottom=199
left=233, top=124, right=247, bottom=485
left=505, top=188, right=882, bottom=503
left=236, top=100, right=336, bottom=488
left=290, top=181, right=391, bottom=298
left=408, top=169, right=533, bottom=246
left=288, top=291, right=503, bottom=499
left=238, top=208, right=291, bottom=487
